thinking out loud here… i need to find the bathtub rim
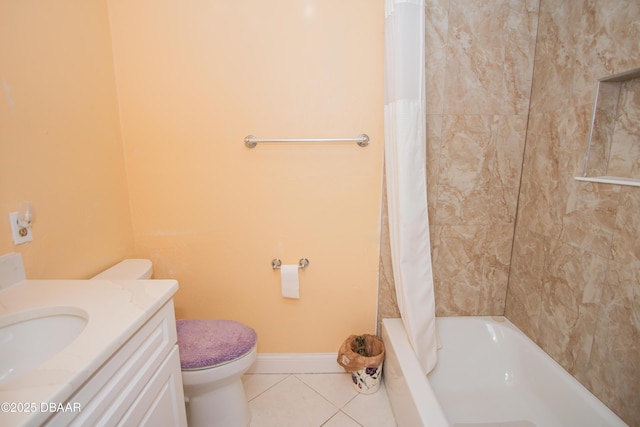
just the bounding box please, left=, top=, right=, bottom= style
left=382, top=316, right=628, bottom=427
left=381, top=317, right=450, bottom=427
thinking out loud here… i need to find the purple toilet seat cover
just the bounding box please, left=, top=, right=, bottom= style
left=176, top=319, right=257, bottom=370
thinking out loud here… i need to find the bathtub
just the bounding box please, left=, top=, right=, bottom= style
left=381, top=316, right=627, bottom=427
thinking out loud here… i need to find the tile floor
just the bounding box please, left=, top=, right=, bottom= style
left=242, top=373, right=397, bottom=427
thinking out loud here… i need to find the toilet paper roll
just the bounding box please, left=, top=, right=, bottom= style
left=280, top=265, right=299, bottom=299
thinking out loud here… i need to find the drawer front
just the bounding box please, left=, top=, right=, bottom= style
left=118, top=346, right=186, bottom=427
left=47, top=301, right=178, bottom=426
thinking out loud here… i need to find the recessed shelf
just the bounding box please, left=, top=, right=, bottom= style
left=577, top=67, right=640, bottom=187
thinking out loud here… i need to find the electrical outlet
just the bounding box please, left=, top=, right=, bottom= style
left=8, top=212, right=32, bottom=245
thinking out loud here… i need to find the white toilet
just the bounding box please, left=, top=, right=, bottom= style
left=92, top=259, right=257, bottom=427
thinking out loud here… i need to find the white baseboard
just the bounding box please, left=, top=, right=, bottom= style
left=247, top=353, right=344, bottom=374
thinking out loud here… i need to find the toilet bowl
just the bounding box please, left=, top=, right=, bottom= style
left=92, top=259, right=257, bottom=427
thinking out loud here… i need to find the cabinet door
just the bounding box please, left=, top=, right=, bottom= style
left=119, top=345, right=187, bottom=427
left=47, top=302, right=179, bottom=427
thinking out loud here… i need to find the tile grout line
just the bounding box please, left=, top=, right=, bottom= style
left=291, top=374, right=368, bottom=427
left=319, top=411, right=365, bottom=427
left=245, top=373, right=292, bottom=402
left=246, top=373, right=393, bottom=427
left=290, top=375, right=343, bottom=426
left=294, top=373, right=361, bottom=410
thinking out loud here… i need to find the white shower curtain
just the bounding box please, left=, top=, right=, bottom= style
left=384, top=0, right=438, bottom=374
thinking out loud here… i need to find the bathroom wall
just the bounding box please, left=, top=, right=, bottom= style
left=0, top=1, right=135, bottom=278
left=379, top=0, right=539, bottom=320
left=506, top=0, right=640, bottom=424
left=107, top=0, right=384, bottom=353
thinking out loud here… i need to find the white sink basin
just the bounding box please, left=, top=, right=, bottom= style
left=0, top=307, right=88, bottom=385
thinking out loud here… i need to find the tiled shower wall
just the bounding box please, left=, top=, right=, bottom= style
left=426, top=0, right=538, bottom=315
left=378, top=0, right=639, bottom=424
left=506, top=1, right=640, bottom=424
left=378, top=0, right=539, bottom=319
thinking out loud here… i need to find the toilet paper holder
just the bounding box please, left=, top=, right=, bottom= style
left=272, top=258, right=309, bottom=270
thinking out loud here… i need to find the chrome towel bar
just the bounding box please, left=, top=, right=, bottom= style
left=244, top=134, right=369, bottom=148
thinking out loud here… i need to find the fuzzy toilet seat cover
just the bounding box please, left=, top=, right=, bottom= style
left=176, top=319, right=257, bottom=370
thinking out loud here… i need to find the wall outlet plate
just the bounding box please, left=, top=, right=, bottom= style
left=8, top=212, right=32, bottom=245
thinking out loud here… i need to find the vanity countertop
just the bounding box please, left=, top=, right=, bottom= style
left=0, top=279, right=178, bottom=426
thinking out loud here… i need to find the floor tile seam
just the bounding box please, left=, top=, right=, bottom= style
left=292, top=373, right=360, bottom=410
left=341, top=387, right=361, bottom=409
left=246, top=373, right=292, bottom=402
left=292, top=374, right=360, bottom=411
left=339, top=372, right=363, bottom=409
left=338, top=409, right=365, bottom=427
left=290, top=374, right=348, bottom=413
left=340, top=395, right=369, bottom=423
left=318, top=408, right=343, bottom=427
left=286, top=376, right=342, bottom=427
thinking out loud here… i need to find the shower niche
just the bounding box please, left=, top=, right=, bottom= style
left=576, top=67, right=640, bottom=187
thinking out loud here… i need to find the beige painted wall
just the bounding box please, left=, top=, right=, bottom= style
left=0, top=1, right=134, bottom=278
left=108, top=0, right=384, bottom=352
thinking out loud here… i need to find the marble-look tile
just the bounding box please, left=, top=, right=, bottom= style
left=502, top=0, right=540, bottom=114
left=436, top=115, right=496, bottom=225
left=476, top=224, right=513, bottom=314
left=435, top=115, right=525, bottom=225
left=507, top=2, right=640, bottom=424
left=567, top=104, right=594, bottom=177
left=528, top=0, right=574, bottom=113
left=379, top=0, right=537, bottom=320
left=560, top=181, right=620, bottom=258
left=582, top=259, right=640, bottom=427
left=379, top=1, right=639, bottom=422
left=426, top=114, right=443, bottom=223
left=425, top=0, right=449, bottom=116
left=443, top=0, right=538, bottom=115
left=432, top=224, right=512, bottom=316
left=587, top=81, right=622, bottom=176
left=515, top=112, right=568, bottom=239
left=611, top=187, right=640, bottom=265
left=537, top=241, right=607, bottom=374
left=432, top=225, right=484, bottom=315
left=571, top=0, right=640, bottom=105
left=608, top=78, right=640, bottom=178
left=492, top=115, right=528, bottom=203
left=505, top=227, right=546, bottom=338
left=377, top=252, right=399, bottom=333
left=377, top=178, right=400, bottom=332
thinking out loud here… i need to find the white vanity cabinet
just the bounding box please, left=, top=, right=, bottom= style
left=46, top=301, right=187, bottom=427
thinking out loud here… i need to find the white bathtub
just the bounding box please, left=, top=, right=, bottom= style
left=382, top=316, right=627, bottom=427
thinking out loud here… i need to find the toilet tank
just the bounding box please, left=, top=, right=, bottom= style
left=91, top=259, right=153, bottom=280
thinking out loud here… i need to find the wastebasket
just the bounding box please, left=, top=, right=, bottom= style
left=337, top=334, right=385, bottom=394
